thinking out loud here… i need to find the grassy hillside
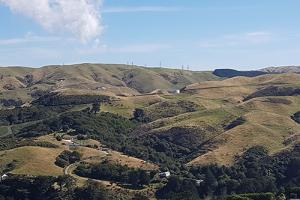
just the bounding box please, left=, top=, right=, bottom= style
left=2, top=71, right=300, bottom=171
left=0, top=64, right=219, bottom=104
left=2, top=70, right=300, bottom=200
left=261, top=65, right=300, bottom=73
left=0, top=133, right=156, bottom=176
left=181, top=73, right=300, bottom=166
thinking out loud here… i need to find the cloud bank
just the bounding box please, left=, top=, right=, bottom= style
left=0, top=0, right=103, bottom=42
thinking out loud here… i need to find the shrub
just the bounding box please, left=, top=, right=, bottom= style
left=55, top=150, right=81, bottom=168
left=56, top=135, right=62, bottom=141
left=225, top=117, right=246, bottom=130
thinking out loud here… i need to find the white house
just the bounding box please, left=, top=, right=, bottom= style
left=195, top=179, right=204, bottom=186
left=0, top=174, right=8, bottom=182
left=62, top=139, right=72, bottom=143
left=159, top=171, right=171, bottom=178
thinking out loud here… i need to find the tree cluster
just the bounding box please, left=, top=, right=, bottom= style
left=0, top=175, right=120, bottom=200
left=32, top=93, right=110, bottom=106
left=158, top=145, right=300, bottom=199
left=55, top=150, right=81, bottom=168
left=75, top=161, right=153, bottom=188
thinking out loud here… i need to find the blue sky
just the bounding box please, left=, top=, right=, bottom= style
left=1, top=0, right=300, bottom=70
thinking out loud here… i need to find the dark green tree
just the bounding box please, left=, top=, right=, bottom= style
left=91, top=101, right=101, bottom=114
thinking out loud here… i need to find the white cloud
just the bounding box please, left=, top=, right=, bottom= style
left=0, top=0, right=103, bottom=42
left=199, top=31, right=273, bottom=48
left=103, top=6, right=182, bottom=13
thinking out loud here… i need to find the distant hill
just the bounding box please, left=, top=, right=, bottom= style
left=261, top=66, right=300, bottom=73
left=0, top=63, right=219, bottom=102
left=213, top=68, right=268, bottom=78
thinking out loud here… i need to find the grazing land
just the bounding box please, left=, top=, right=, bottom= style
left=1, top=64, right=300, bottom=199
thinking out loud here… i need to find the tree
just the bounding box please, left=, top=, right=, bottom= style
left=156, top=176, right=200, bottom=200
left=74, top=180, right=108, bottom=200
left=30, top=176, right=57, bottom=200
left=91, top=101, right=101, bottom=114
left=205, top=168, right=218, bottom=187
left=129, top=170, right=140, bottom=187
left=139, top=170, right=150, bottom=185
left=132, top=193, right=150, bottom=200
left=6, top=114, right=17, bottom=125
left=133, top=108, right=146, bottom=122
left=287, top=158, right=300, bottom=178
left=56, top=135, right=62, bottom=141
left=53, top=175, right=76, bottom=199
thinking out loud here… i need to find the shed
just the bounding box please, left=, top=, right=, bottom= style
left=0, top=174, right=8, bottom=181
left=159, top=171, right=171, bottom=178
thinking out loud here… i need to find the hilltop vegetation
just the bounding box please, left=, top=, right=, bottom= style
left=213, top=69, right=267, bottom=78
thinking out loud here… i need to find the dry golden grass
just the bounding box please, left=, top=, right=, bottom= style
left=0, top=76, right=25, bottom=90
left=0, top=134, right=157, bottom=176
left=36, top=134, right=106, bottom=159
left=2, top=70, right=300, bottom=170
left=0, top=146, right=63, bottom=176
left=188, top=109, right=300, bottom=166
left=184, top=73, right=300, bottom=104
left=105, top=151, right=158, bottom=170
left=0, top=64, right=217, bottom=101
left=186, top=73, right=300, bottom=90
left=177, top=74, right=300, bottom=167
left=101, top=94, right=164, bottom=118
left=0, top=134, right=103, bottom=176
left=185, top=84, right=256, bottom=103
left=239, top=96, right=300, bottom=116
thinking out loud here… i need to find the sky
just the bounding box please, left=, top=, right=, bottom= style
left=1, top=0, right=300, bottom=70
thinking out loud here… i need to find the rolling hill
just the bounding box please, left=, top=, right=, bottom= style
left=2, top=64, right=300, bottom=199
left=0, top=64, right=219, bottom=104
left=261, top=65, right=300, bottom=73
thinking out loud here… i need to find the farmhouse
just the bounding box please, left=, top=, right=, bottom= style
left=0, top=174, right=8, bottom=182
left=168, top=89, right=181, bottom=94
left=195, top=179, right=204, bottom=186
left=159, top=171, right=171, bottom=178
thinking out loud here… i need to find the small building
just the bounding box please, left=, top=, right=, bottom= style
left=62, top=139, right=72, bottom=144
left=0, top=174, right=8, bottom=182
left=101, top=147, right=110, bottom=151
left=168, top=89, right=181, bottom=94
left=69, top=143, right=80, bottom=148
left=195, top=179, right=204, bottom=186
left=159, top=171, right=171, bottom=178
